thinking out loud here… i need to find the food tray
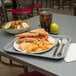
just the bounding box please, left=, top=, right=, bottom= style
left=4, top=35, right=71, bottom=59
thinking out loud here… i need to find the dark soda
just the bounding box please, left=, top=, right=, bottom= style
left=39, top=11, right=52, bottom=32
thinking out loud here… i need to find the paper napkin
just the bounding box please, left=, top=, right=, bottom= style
left=64, top=43, right=76, bottom=62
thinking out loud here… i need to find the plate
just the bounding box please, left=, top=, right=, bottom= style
left=13, top=36, right=56, bottom=54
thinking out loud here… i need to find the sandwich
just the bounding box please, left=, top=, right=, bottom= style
left=15, top=28, right=49, bottom=44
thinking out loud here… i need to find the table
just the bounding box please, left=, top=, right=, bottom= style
left=0, top=13, right=76, bottom=76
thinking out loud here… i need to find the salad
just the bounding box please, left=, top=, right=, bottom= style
left=2, top=20, right=30, bottom=30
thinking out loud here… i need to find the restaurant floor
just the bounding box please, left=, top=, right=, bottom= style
left=0, top=7, right=74, bottom=76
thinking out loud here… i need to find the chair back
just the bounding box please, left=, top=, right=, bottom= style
left=16, top=0, right=33, bottom=9
left=0, top=0, right=8, bottom=26
left=14, top=0, right=34, bottom=19
left=16, top=0, right=33, bottom=12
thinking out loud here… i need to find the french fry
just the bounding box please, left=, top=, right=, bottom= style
left=18, top=38, right=55, bottom=53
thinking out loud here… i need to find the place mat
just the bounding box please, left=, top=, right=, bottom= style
left=64, top=43, right=76, bottom=62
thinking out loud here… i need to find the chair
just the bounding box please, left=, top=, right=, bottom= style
left=0, top=0, right=8, bottom=26
left=28, top=0, right=41, bottom=15
left=0, top=0, right=13, bottom=22
left=11, top=0, right=33, bottom=20
left=18, top=71, right=46, bottom=76
left=12, top=0, right=41, bottom=20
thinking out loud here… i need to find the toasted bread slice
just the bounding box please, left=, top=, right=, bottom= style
left=15, top=28, right=48, bottom=39
left=15, top=32, right=39, bottom=37
left=30, top=28, right=47, bottom=36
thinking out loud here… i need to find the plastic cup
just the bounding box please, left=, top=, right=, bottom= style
left=39, top=8, right=52, bottom=32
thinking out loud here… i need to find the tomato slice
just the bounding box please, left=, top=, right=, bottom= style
left=15, top=21, right=19, bottom=25
left=26, top=37, right=40, bottom=39
left=11, top=21, right=15, bottom=26
left=44, top=33, right=49, bottom=40
left=18, top=37, right=25, bottom=41
left=14, top=25, right=18, bottom=29
left=2, top=26, right=5, bottom=28
left=20, top=24, right=24, bottom=29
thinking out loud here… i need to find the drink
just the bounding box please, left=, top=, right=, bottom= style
left=39, top=8, right=52, bottom=32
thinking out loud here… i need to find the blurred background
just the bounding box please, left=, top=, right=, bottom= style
left=0, top=0, right=76, bottom=24
left=0, top=0, right=76, bottom=76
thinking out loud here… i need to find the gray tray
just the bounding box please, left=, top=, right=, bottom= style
left=4, top=35, right=71, bottom=59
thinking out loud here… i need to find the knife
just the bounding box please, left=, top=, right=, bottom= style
left=53, top=39, right=61, bottom=56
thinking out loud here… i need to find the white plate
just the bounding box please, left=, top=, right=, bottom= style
left=13, top=36, right=56, bottom=54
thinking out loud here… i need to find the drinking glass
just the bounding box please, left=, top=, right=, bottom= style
left=39, top=8, right=52, bottom=32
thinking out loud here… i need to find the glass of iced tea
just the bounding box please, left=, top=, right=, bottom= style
left=39, top=8, right=52, bottom=32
